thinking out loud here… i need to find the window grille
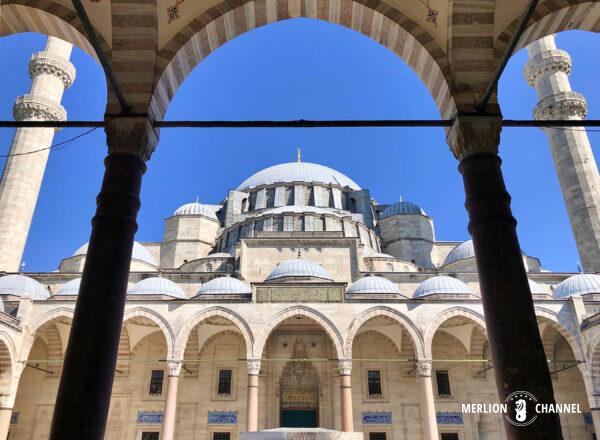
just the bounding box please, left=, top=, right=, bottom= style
left=304, top=187, right=314, bottom=205
left=266, top=188, right=275, bottom=208
left=217, top=369, right=232, bottom=395
left=241, top=223, right=252, bottom=238
left=293, top=216, right=304, bottom=231
left=249, top=192, right=257, bottom=210
left=273, top=217, right=284, bottom=231
left=328, top=189, right=335, bottom=208
left=436, top=370, right=451, bottom=397
left=441, top=434, right=459, bottom=440
left=254, top=219, right=264, bottom=232
left=314, top=217, right=324, bottom=231
left=148, top=370, right=164, bottom=396
left=213, top=434, right=231, bottom=440
left=284, top=186, right=294, bottom=205
left=369, top=433, right=386, bottom=440
left=367, top=370, right=382, bottom=396
left=141, top=433, right=160, bottom=440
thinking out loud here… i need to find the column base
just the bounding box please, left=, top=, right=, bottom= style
left=241, top=428, right=363, bottom=439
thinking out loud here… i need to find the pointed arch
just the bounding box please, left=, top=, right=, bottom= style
left=254, top=305, right=344, bottom=360
left=174, top=307, right=254, bottom=359
left=122, top=307, right=175, bottom=358
left=423, top=307, right=487, bottom=359
left=535, top=307, right=584, bottom=362
left=151, top=0, right=455, bottom=121
left=344, top=306, right=424, bottom=359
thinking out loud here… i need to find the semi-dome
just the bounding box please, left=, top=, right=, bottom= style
left=174, top=202, right=218, bottom=220
left=128, top=277, right=186, bottom=299
left=237, top=162, right=361, bottom=190
left=196, top=276, right=251, bottom=295
left=55, top=278, right=81, bottom=296
left=554, top=274, right=600, bottom=299
left=266, top=259, right=333, bottom=281
left=0, top=274, right=49, bottom=300
left=528, top=279, right=547, bottom=295
left=413, top=275, right=472, bottom=298
left=380, top=200, right=426, bottom=218
left=73, top=241, right=157, bottom=266
left=347, top=275, right=400, bottom=294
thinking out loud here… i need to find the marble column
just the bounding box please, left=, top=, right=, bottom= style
left=338, top=360, right=354, bottom=432
left=246, top=359, right=261, bottom=432
left=417, top=361, right=438, bottom=440
left=525, top=35, right=600, bottom=273
left=0, top=36, right=75, bottom=272
left=578, top=363, right=600, bottom=439
left=447, top=116, right=562, bottom=439
left=0, top=362, right=26, bottom=440
left=162, top=361, right=182, bottom=440
left=49, top=117, right=156, bottom=439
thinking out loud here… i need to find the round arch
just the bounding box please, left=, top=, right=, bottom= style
left=423, top=307, right=487, bottom=359
left=535, top=307, right=585, bottom=362
left=254, top=305, right=345, bottom=360
left=122, top=307, right=175, bottom=358
left=150, top=0, right=455, bottom=121
left=0, top=2, right=106, bottom=61
left=344, top=306, right=424, bottom=359
left=174, top=306, right=254, bottom=359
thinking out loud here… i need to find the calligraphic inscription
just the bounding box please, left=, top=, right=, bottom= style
left=436, top=412, right=464, bottom=425
left=208, top=411, right=238, bottom=424
left=362, top=411, right=392, bottom=425
left=137, top=411, right=164, bottom=424
left=256, top=286, right=343, bottom=302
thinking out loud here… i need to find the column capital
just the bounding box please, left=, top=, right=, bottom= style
left=417, top=360, right=432, bottom=377
left=247, top=359, right=261, bottom=376
left=338, top=359, right=352, bottom=376
left=167, top=360, right=182, bottom=377
left=446, top=115, right=502, bottom=160
left=104, top=116, right=158, bottom=161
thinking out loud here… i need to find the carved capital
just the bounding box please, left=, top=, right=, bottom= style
left=534, top=91, right=588, bottom=120
left=524, top=49, right=572, bottom=87
left=247, top=359, right=261, bottom=376
left=29, top=51, right=76, bottom=88
left=167, top=360, right=182, bottom=377
left=446, top=115, right=502, bottom=160
left=105, top=116, right=158, bottom=161
left=338, top=359, right=352, bottom=376
left=13, top=94, right=66, bottom=132
left=416, top=360, right=432, bottom=377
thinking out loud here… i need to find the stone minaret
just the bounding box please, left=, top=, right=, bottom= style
left=525, top=35, right=600, bottom=273
left=0, top=37, right=75, bottom=272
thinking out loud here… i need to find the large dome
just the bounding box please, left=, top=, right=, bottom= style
left=266, top=259, right=333, bottom=281
left=73, top=241, right=157, bottom=267
left=237, top=162, right=361, bottom=190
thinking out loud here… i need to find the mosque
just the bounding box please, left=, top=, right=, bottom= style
left=0, top=157, right=597, bottom=440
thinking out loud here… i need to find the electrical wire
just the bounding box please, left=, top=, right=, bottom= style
left=0, top=126, right=99, bottom=159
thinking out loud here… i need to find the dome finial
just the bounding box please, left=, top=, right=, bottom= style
left=399, top=195, right=403, bottom=202
left=195, top=195, right=200, bottom=204
left=297, top=147, right=301, bottom=163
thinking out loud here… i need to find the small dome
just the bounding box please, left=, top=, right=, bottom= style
left=238, top=162, right=360, bottom=190
left=554, top=274, right=600, bottom=299
left=174, top=202, right=218, bottom=220
left=347, top=276, right=400, bottom=294
left=443, top=240, right=475, bottom=266
left=196, top=277, right=251, bottom=295
left=0, top=274, right=49, bottom=300
left=56, top=278, right=81, bottom=296
left=128, top=277, right=186, bottom=299
left=414, top=276, right=472, bottom=298
left=73, top=241, right=157, bottom=267
left=266, top=259, right=333, bottom=281
left=380, top=200, right=426, bottom=218
left=528, top=279, right=547, bottom=295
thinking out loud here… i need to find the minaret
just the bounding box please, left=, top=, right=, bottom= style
left=0, top=37, right=75, bottom=272
left=525, top=35, right=600, bottom=273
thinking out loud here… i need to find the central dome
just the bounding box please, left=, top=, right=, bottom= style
left=237, top=162, right=361, bottom=191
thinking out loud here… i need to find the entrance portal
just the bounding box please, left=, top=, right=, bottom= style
left=280, top=339, right=319, bottom=428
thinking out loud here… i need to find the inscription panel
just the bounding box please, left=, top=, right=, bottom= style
left=256, top=285, right=344, bottom=302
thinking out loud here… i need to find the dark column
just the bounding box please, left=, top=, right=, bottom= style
left=450, top=117, right=562, bottom=439
left=49, top=152, right=146, bottom=439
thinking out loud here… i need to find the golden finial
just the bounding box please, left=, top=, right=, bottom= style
left=195, top=195, right=200, bottom=204
left=297, top=147, right=301, bottom=163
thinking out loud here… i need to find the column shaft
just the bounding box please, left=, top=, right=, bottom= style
left=340, top=374, right=354, bottom=432
left=0, top=407, right=11, bottom=440
left=162, top=374, right=179, bottom=440
left=246, top=374, right=259, bottom=432
left=417, top=361, right=438, bottom=440
left=460, top=152, right=562, bottom=439
left=49, top=153, right=145, bottom=439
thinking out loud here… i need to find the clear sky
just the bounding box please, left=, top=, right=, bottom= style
left=0, top=20, right=599, bottom=273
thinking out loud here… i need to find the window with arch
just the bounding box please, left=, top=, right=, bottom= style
left=249, top=192, right=257, bottom=210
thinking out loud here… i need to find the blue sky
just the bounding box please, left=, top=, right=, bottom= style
left=0, top=20, right=599, bottom=272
